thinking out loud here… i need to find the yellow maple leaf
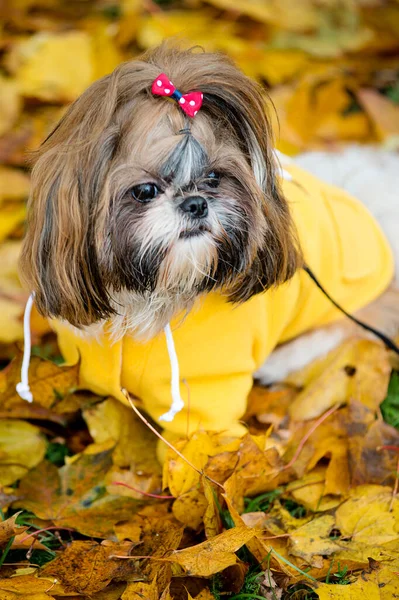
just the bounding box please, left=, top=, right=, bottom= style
left=287, top=339, right=391, bottom=421
left=0, top=76, right=21, bottom=137
left=0, top=420, right=46, bottom=486
left=314, top=561, right=399, bottom=598
left=169, top=524, right=255, bottom=576
left=8, top=31, right=94, bottom=102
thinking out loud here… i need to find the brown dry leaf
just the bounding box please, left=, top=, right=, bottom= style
left=245, top=385, right=297, bottom=427
left=0, top=511, right=27, bottom=545
left=122, top=577, right=159, bottom=600
left=116, top=513, right=183, bottom=585
left=0, top=106, right=64, bottom=167
left=358, top=88, right=399, bottom=141
left=0, top=353, right=79, bottom=409
left=224, top=434, right=291, bottom=512
left=0, top=419, right=46, bottom=485
left=348, top=418, right=399, bottom=487
left=286, top=399, right=399, bottom=495
left=11, top=531, right=48, bottom=552
left=168, top=524, right=255, bottom=576
left=15, top=450, right=144, bottom=537
left=288, top=339, right=391, bottom=421
left=41, top=540, right=142, bottom=595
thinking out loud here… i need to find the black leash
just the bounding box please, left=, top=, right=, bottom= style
left=304, top=265, right=399, bottom=356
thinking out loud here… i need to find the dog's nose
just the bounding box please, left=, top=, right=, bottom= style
left=179, top=196, right=208, bottom=219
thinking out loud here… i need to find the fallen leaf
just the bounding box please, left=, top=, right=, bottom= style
left=288, top=515, right=341, bottom=568
left=203, top=477, right=222, bottom=538
left=224, top=434, right=291, bottom=512
left=172, top=489, right=208, bottom=530
left=0, top=167, right=30, bottom=204
left=41, top=540, right=141, bottom=595
left=0, top=353, right=79, bottom=409
left=15, top=450, right=144, bottom=537
left=83, top=397, right=161, bottom=475
left=0, top=76, right=21, bottom=137
left=117, top=513, right=183, bottom=586
left=121, top=578, right=159, bottom=600
left=7, top=31, right=95, bottom=102
left=0, top=298, right=24, bottom=343
left=0, top=512, right=27, bottom=545
left=313, top=561, right=399, bottom=598
left=0, top=574, right=68, bottom=598
left=358, top=88, right=399, bottom=141
left=0, top=419, right=46, bottom=485
left=0, top=203, right=26, bottom=243
left=335, top=485, right=399, bottom=546
left=169, top=524, right=255, bottom=576
left=205, top=0, right=320, bottom=31
left=163, top=431, right=223, bottom=497
left=286, top=466, right=340, bottom=512
left=288, top=339, right=390, bottom=421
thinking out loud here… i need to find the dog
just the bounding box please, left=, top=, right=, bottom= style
left=18, top=43, right=399, bottom=439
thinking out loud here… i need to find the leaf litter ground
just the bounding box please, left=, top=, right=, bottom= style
left=1, top=1, right=399, bottom=599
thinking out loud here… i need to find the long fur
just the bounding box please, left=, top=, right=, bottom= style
left=19, top=43, right=301, bottom=339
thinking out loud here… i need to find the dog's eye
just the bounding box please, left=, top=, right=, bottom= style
left=131, top=183, right=160, bottom=203
left=205, top=171, right=220, bottom=188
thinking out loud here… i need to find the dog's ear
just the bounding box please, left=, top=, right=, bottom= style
left=227, top=173, right=303, bottom=303
left=186, top=53, right=303, bottom=300
left=19, top=74, right=122, bottom=326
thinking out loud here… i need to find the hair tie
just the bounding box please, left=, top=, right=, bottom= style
left=151, top=73, right=203, bottom=118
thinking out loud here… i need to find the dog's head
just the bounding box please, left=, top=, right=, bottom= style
left=20, top=43, right=301, bottom=338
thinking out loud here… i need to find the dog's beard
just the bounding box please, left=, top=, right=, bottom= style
left=102, top=183, right=254, bottom=341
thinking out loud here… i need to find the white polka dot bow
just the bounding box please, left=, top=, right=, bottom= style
left=151, top=73, right=203, bottom=118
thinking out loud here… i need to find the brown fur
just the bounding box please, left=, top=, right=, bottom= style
left=19, top=43, right=302, bottom=336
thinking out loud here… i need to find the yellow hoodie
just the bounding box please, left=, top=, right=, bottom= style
left=53, top=163, right=394, bottom=437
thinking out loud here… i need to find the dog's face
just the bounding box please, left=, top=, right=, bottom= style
left=20, top=44, right=301, bottom=339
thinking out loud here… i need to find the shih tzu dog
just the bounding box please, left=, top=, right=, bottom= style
left=18, top=43, right=399, bottom=437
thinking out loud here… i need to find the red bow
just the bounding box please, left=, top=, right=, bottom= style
left=151, top=73, right=203, bottom=118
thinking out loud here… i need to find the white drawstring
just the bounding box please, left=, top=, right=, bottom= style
left=159, top=322, right=184, bottom=422
left=16, top=292, right=35, bottom=403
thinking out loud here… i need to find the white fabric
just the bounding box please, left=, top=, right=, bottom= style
left=16, top=292, right=35, bottom=402
left=159, top=322, right=184, bottom=421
